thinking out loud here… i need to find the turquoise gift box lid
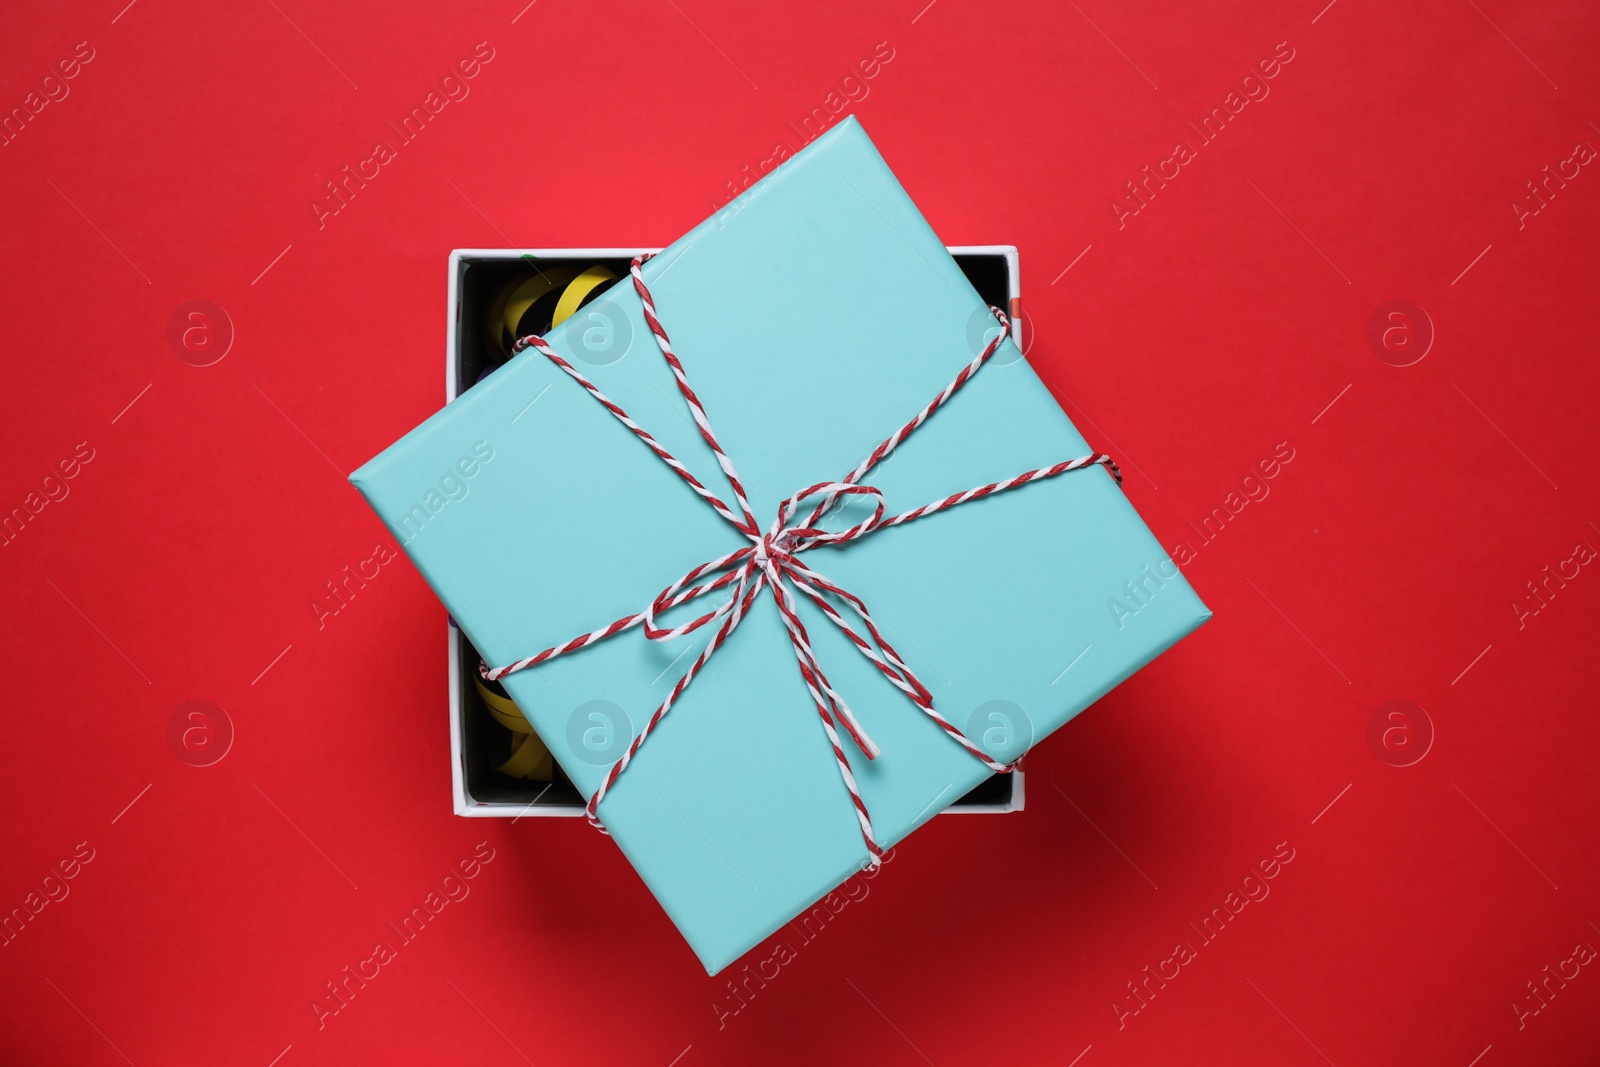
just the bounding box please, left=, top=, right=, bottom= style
left=350, top=117, right=1210, bottom=974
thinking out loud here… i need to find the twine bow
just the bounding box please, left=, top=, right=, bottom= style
left=484, top=254, right=1119, bottom=866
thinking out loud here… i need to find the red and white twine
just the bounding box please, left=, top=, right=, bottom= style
left=485, top=254, right=1120, bottom=866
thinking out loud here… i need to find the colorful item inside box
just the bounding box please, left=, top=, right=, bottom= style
left=470, top=262, right=624, bottom=779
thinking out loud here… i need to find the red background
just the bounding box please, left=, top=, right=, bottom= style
left=2, top=0, right=1598, bottom=1064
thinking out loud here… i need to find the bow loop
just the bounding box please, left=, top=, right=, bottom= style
left=640, top=546, right=755, bottom=643
left=777, top=481, right=886, bottom=549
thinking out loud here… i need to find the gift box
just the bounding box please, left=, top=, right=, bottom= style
left=445, top=246, right=1030, bottom=819
left=352, top=117, right=1210, bottom=973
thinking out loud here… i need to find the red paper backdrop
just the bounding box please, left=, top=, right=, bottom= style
left=2, top=1, right=1598, bottom=1064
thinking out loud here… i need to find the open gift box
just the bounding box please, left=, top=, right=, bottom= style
left=354, top=118, right=1209, bottom=972
left=445, top=245, right=1031, bottom=819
